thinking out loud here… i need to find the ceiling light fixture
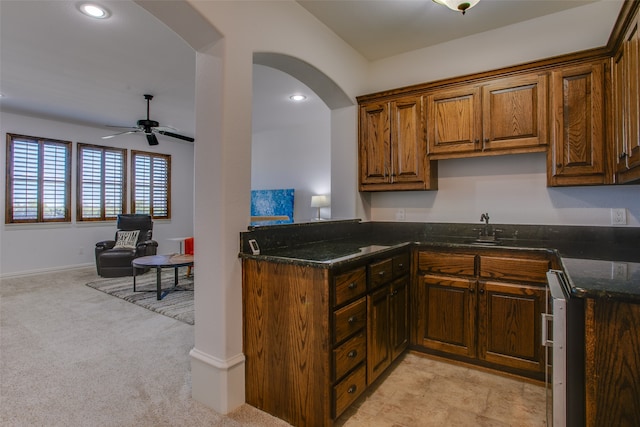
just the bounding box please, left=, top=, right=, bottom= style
left=433, top=0, right=480, bottom=15
left=78, top=3, right=111, bottom=19
left=290, top=94, right=307, bottom=102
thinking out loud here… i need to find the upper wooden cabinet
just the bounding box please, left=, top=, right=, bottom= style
left=547, top=60, right=609, bottom=186
left=614, top=9, right=640, bottom=184
left=359, top=96, right=437, bottom=191
left=426, top=73, right=548, bottom=159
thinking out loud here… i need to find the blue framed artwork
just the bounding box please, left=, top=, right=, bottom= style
left=250, top=188, right=295, bottom=225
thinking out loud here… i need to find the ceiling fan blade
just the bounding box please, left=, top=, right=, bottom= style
left=157, top=130, right=195, bottom=142
left=146, top=133, right=159, bottom=146
left=101, top=130, right=139, bottom=139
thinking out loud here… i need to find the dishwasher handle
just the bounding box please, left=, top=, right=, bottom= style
left=541, top=313, right=554, bottom=347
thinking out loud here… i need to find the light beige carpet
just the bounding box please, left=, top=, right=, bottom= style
left=86, top=269, right=194, bottom=325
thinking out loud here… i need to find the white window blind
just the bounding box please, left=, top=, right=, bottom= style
left=77, top=144, right=126, bottom=221
left=6, top=134, right=71, bottom=223
left=132, top=150, right=171, bottom=219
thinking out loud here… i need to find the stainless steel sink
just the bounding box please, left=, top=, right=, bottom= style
left=465, top=239, right=503, bottom=246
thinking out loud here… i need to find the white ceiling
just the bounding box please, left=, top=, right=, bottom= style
left=0, top=0, right=624, bottom=144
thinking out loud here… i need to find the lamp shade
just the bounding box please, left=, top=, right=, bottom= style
left=433, top=0, right=480, bottom=14
left=310, top=195, right=330, bottom=208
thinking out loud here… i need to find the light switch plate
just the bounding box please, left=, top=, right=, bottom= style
left=612, top=262, right=628, bottom=280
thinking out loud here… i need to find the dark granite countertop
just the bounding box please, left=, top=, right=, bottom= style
left=239, top=221, right=640, bottom=303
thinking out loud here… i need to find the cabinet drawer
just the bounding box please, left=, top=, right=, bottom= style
left=418, top=251, right=476, bottom=277
left=334, top=267, right=367, bottom=307
left=479, top=255, right=550, bottom=284
left=369, top=258, right=393, bottom=288
left=333, top=331, right=366, bottom=381
left=334, top=363, right=366, bottom=419
left=333, top=298, right=366, bottom=344
left=393, top=253, right=410, bottom=277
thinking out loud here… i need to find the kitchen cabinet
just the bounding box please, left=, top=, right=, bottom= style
left=584, top=298, right=640, bottom=426
left=614, top=7, right=640, bottom=184
left=426, top=73, right=548, bottom=159
left=242, top=248, right=410, bottom=427
left=412, top=247, right=554, bottom=380
left=548, top=60, right=609, bottom=186
left=367, top=253, right=409, bottom=384
left=359, top=96, right=438, bottom=191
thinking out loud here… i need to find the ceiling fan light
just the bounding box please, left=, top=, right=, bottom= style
left=433, top=0, right=480, bottom=15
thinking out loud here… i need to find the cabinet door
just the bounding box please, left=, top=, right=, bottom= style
left=359, top=102, right=390, bottom=186
left=413, top=274, right=476, bottom=358
left=482, top=74, right=548, bottom=152
left=477, top=281, right=546, bottom=376
left=367, top=285, right=391, bottom=384
left=617, top=16, right=640, bottom=183
left=427, top=85, right=481, bottom=156
left=548, top=61, right=608, bottom=186
left=390, top=277, right=409, bottom=361
left=391, top=97, right=426, bottom=185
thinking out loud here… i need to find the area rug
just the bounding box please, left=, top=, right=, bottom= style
left=86, top=270, right=194, bottom=325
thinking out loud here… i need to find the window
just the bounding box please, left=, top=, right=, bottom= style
left=5, top=133, right=71, bottom=224
left=77, top=143, right=127, bottom=221
left=131, top=150, right=171, bottom=219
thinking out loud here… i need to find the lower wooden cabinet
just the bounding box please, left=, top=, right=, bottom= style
left=412, top=247, right=554, bottom=379
left=367, top=276, right=409, bottom=384
left=585, top=298, right=640, bottom=426
left=243, top=249, right=410, bottom=427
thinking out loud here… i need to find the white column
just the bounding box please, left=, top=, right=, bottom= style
left=190, top=37, right=253, bottom=414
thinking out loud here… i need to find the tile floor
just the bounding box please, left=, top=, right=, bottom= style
left=336, top=352, right=548, bottom=427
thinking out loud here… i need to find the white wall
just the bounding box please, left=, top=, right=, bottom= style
left=370, top=153, right=640, bottom=226
left=0, top=111, right=195, bottom=277
left=252, top=65, right=331, bottom=222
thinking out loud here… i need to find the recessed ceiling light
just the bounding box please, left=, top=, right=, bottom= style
left=78, top=3, right=111, bottom=19
left=290, top=94, right=307, bottom=102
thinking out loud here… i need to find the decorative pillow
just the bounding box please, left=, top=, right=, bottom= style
left=114, top=230, right=140, bottom=249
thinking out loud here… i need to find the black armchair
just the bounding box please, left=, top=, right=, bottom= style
left=95, top=214, right=158, bottom=278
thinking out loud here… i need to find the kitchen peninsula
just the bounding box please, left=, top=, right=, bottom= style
left=240, top=220, right=640, bottom=427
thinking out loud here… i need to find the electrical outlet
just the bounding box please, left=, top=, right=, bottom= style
left=611, top=208, right=627, bottom=225
left=395, top=208, right=405, bottom=221
left=612, top=262, right=628, bottom=280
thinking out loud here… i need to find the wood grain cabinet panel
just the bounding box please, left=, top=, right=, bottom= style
left=426, top=73, right=548, bottom=159
left=585, top=298, right=640, bottom=426
left=478, top=280, right=545, bottom=374
left=614, top=11, right=640, bottom=183
left=413, top=273, right=477, bottom=358
left=358, top=96, right=437, bottom=191
left=412, top=248, right=554, bottom=380
left=548, top=60, right=609, bottom=186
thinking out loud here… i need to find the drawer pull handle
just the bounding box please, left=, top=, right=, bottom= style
left=348, top=282, right=357, bottom=290
left=348, top=316, right=358, bottom=324
left=347, top=385, right=357, bottom=394
left=378, top=271, right=386, bottom=276
left=398, top=263, right=404, bottom=268
left=347, top=350, right=358, bottom=358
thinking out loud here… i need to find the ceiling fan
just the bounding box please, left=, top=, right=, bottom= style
left=102, top=94, right=195, bottom=145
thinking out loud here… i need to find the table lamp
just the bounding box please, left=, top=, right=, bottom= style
left=311, top=195, right=330, bottom=220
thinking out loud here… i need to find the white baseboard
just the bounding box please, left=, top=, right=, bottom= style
left=190, top=347, right=246, bottom=414
left=0, top=263, right=95, bottom=280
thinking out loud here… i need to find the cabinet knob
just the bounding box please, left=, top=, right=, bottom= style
left=347, top=385, right=357, bottom=394
left=348, top=282, right=358, bottom=290
left=348, top=315, right=358, bottom=324
left=469, top=287, right=475, bottom=293
left=556, top=163, right=563, bottom=169
left=397, top=263, right=404, bottom=269
left=378, top=271, right=386, bottom=277
left=347, top=350, right=358, bottom=358
left=619, top=152, right=628, bottom=159
left=479, top=288, right=485, bottom=294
